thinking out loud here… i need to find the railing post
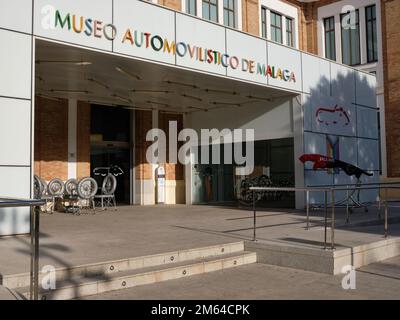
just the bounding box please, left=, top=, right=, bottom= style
left=346, top=185, right=350, bottom=223
left=324, top=190, right=328, bottom=250
left=384, top=188, right=388, bottom=238
left=378, top=186, right=381, bottom=219
left=306, top=190, right=310, bottom=230
left=253, top=189, right=256, bottom=242
left=30, top=205, right=40, bottom=300
left=331, top=189, right=335, bottom=250
left=30, top=206, right=34, bottom=300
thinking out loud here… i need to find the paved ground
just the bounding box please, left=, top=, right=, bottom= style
left=82, top=256, right=400, bottom=300
left=0, top=204, right=399, bottom=276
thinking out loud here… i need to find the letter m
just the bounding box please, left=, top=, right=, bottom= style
left=55, top=10, right=71, bottom=30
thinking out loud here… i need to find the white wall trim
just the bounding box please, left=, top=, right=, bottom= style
left=67, top=99, right=77, bottom=180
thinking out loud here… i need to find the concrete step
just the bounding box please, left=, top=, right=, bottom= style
left=19, top=251, right=257, bottom=300
left=3, top=241, right=245, bottom=289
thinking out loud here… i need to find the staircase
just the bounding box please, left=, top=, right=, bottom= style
left=3, top=241, right=256, bottom=300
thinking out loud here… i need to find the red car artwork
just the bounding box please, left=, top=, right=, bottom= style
left=315, top=105, right=350, bottom=127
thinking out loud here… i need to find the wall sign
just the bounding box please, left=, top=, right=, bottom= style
left=42, top=7, right=296, bottom=83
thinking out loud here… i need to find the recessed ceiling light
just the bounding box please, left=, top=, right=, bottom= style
left=245, top=95, right=272, bottom=102
left=181, top=94, right=202, bottom=102
left=132, top=89, right=171, bottom=94
left=210, top=101, right=241, bottom=107
left=115, top=67, right=142, bottom=81
left=163, top=80, right=198, bottom=89
left=111, top=94, right=133, bottom=104
left=50, top=89, right=90, bottom=94
left=87, top=78, right=110, bottom=90
left=203, top=88, right=238, bottom=95
left=36, top=60, right=92, bottom=66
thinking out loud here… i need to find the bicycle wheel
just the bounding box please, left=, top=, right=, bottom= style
left=102, top=174, right=117, bottom=195
left=77, top=177, right=98, bottom=199
left=34, top=175, right=44, bottom=199
left=48, top=178, right=65, bottom=196
left=65, top=178, right=78, bottom=196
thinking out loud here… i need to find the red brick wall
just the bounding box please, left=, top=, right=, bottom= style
left=159, top=112, right=184, bottom=181
left=135, top=110, right=153, bottom=180
left=34, top=96, right=68, bottom=181
left=160, top=0, right=181, bottom=11
left=382, top=0, right=400, bottom=177
left=242, top=0, right=260, bottom=36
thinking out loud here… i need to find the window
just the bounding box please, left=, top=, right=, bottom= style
left=366, top=5, right=378, bottom=63
left=186, top=0, right=197, bottom=16
left=202, top=0, right=218, bottom=23
left=324, top=16, right=336, bottom=60
left=286, top=17, right=294, bottom=47
left=261, top=6, right=267, bottom=39
left=223, top=0, right=236, bottom=28
left=341, top=9, right=360, bottom=66
left=270, top=11, right=282, bottom=44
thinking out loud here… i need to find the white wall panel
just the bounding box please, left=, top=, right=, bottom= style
left=312, top=98, right=356, bottom=137
left=114, top=0, right=175, bottom=65
left=358, top=138, right=379, bottom=171
left=0, top=167, right=31, bottom=236
left=303, top=94, right=312, bottom=132
left=357, top=107, right=379, bottom=139
left=355, top=71, right=377, bottom=108
left=303, top=132, right=326, bottom=170
left=176, top=13, right=226, bottom=75
left=187, top=99, right=293, bottom=141
left=305, top=170, right=333, bottom=204
left=338, top=136, right=357, bottom=165
left=226, top=30, right=267, bottom=84
left=0, top=29, right=32, bottom=99
left=330, top=62, right=356, bottom=104
left=0, top=0, right=32, bottom=34
left=0, top=98, right=31, bottom=166
left=267, top=42, right=302, bottom=92
left=34, top=0, right=113, bottom=51
left=301, top=53, right=330, bottom=95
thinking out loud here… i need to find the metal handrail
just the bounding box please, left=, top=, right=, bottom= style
left=249, top=185, right=399, bottom=250
left=0, top=198, right=45, bottom=300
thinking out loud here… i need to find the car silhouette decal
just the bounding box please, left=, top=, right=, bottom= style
left=315, top=105, right=350, bottom=127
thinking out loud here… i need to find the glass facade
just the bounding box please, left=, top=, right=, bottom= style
left=366, top=5, right=378, bottom=63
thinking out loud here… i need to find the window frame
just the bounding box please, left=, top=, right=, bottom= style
left=186, top=0, right=197, bottom=16
left=324, top=16, right=336, bottom=61
left=365, top=4, right=378, bottom=63
left=202, top=0, right=219, bottom=23
left=223, top=0, right=236, bottom=28
left=270, top=10, right=283, bottom=44
left=261, top=6, right=267, bottom=39
left=340, top=9, right=361, bottom=66
left=286, top=16, right=294, bottom=47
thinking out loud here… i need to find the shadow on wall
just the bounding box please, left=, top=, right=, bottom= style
left=0, top=209, right=112, bottom=298
left=302, top=62, right=378, bottom=205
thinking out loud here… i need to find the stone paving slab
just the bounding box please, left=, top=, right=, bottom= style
left=0, top=204, right=398, bottom=277
left=81, top=256, right=400, bottom=300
